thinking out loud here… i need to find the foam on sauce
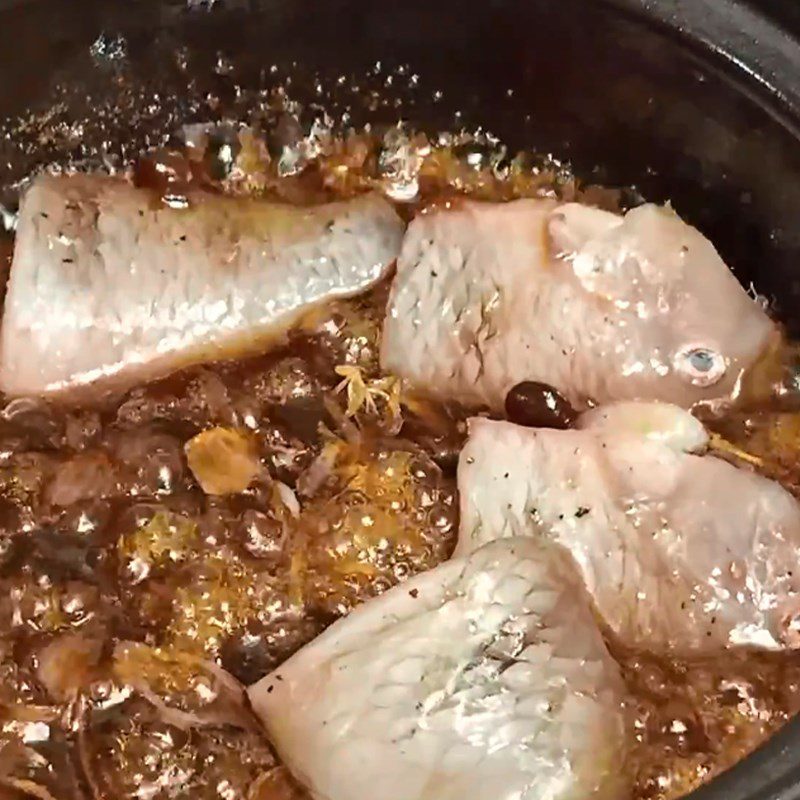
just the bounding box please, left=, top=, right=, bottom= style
left=0, top=126, right=798, bottom=800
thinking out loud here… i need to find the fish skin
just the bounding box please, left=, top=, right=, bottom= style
left=0, top=174, right=404, bottom=398
left=576, top=400, right=709, bottom=453
left=381, top=199, right=776, bottom=411
left=456, top=406, right=800, bottom=654
left=248, top=538, right=628, bottom=800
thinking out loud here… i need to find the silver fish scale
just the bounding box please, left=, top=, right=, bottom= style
left=0, top=174, right=404, bottom=397
left=457, top=414, right=800, bottom=655
left=381, top=199, right=775, bottom=411
left=249, top=537, right=628, bottom=800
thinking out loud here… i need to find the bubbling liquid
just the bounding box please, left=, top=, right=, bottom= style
left=0, top=124, right=798, bottom=800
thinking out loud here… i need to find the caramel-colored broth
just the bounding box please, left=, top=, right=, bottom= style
left=0, top=128, right=797, bottom=800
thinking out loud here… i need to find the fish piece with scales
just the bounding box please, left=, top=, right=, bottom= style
left=0, top=174, right=404, bottom=398
left=248, top=537, right=629, bottom=800
left=456, top=402, right=800, bottom=654
left=380, top=199, right=776, bottom=411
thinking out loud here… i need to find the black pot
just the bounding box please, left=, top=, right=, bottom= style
left=1, top=1, right=799, bottom=798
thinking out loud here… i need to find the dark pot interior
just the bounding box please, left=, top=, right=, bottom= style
left=1, top=0, right=799, bottom=798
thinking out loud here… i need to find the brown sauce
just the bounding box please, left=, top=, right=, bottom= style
left=0, top=126, right=798, bottom=800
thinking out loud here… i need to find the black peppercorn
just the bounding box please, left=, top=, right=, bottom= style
left=504, top=381, right=577, bottom=429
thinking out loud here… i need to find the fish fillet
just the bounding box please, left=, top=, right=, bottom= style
left=456, top=404, right=800, bottom=654
left=381, top=199, right=775, bottom=411
left=248, top=537, right=628, bottom=800
left=0, top=174, right=404, bottom=397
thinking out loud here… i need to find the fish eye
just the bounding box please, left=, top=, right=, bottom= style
left=673, top=345, right=727, bottom=387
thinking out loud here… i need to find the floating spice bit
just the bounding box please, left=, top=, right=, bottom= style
left=185, top=427, right=261, bottom=495
left=704, top=411, right=800, bottom=489
left=334, top=365, right=402, bottom=431
left=708, top=432, right=764, bottom=468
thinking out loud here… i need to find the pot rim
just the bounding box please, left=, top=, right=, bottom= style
left=607, top=0, right=800, bottom=133
left=603, top=5, right=800, bottom=798
left=1, top=2, right=800, bottom=799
